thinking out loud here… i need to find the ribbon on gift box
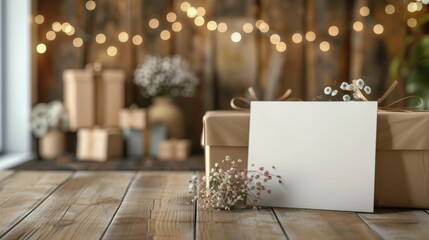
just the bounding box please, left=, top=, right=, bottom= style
left=353, top=80, right=424, bottom=111
left=230, top=87, right=300, bottom=111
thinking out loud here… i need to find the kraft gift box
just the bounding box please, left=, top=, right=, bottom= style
left=202, top=110, right=429, bottom=208
left=158, top=139, right=191, bottom=161
left=77, top=128, right=123, bottom=161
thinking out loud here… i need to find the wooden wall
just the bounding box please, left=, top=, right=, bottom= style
left=33, top=0, right=420, bottom=151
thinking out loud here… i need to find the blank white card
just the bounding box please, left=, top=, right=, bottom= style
left=248, top=102, right=377, bottom=212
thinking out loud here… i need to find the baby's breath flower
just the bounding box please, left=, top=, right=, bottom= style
left=324, top=87, right=332, bottom=95
left=331, top=90, right=338, bottom=96
left=364, top=86, right=371, bottom=94
left=343, top=94, right=351, bottom=102
left=340, top=82, right=349, bottom=90
left=356, top=79, right=365, bottom=89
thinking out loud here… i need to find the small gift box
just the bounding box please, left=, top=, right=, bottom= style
left=77, top=128, right=123, bottom=161
left=202, top=110, right=429, bottom=208
left=119, top=108, right=149, bottom=157
left=119, top=108, right=147, bottom=129
left=158, top=139, right=191, bottom=161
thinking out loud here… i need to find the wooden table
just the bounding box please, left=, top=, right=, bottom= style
left=1, top=171, right=428, bottom=239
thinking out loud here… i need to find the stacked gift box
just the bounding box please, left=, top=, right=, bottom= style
left=202, top=110, right=429, bottom=208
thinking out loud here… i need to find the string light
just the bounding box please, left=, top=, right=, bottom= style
left=160, top=30, right=171, bottom=40
left=65, top=26, right=75, bottom=35
left=85, top=0, right=96, bottom=11
left=305, top=31, right=316, bottom=42
left=96, top=33, right=106, bottom=44
left=166, top=12, right=177, bottom=23
left=231, top=32, right=241, bottom=42
left=359, top=6, right=370, bottom=17
left=373, top=24, right=384, bottom=34
left=416, top=2, right=423, bottom=11
left=328, top=26, right=339, bottom=36
left=73, top=37, right=83, bottom=47
left=149, top=18, right=159, bottom=29
left=207, top=21, right=217, bottom=31
left=243, top=23, right=253, bottom=33
left=187, top=7, right=197, bottom=18
left=407, top=18, right=417, bottom=28
left=35, top=15, right=44, bottom=24
left=319, top=41, right=330, bottom=52
left=292, top=33, right=302, bottom=43
left=36, top=43, right=47, bottom=54
left=118, top=32, right=129, bottom=42
left=107, top=46, right=117, bottom=56
left=259, top=22, right=269, bottom=33
left=180, top=2, right=190, bottom=12
left=194, top=16, right=205, bottom=26
left=172, top=22, right=182, bottom=32
left=132, top=35, right=143, bottom=45
left=52, top=22, right=62, bottom=32
left=270, top=34, right=281, bottom=44
left=196, top=7, right=206, bottom=16
left=217, top=22, right=227, bottom=32
left=46, top=31, right=56, bottom=41
left=276, top=42, right=286, bottom=52
left=385, top=5, right=395, bottom=14
left=407, top=2, right=418, bottom=12
left=256, top=20, right=264, bottom=29
left=353, top=21, right=364, bottom=32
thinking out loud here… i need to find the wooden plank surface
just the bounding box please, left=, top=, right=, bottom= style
left=359, top=209, right=429, bottom=239
left=274, top=208, right=378, bottom=240
left=0, top=170, right=14, bottom=182
left=0, top=171, right=72, bottom=237
left=2, top=171, right=134, bottom=240
left=102, top=171, right=194, bottom=240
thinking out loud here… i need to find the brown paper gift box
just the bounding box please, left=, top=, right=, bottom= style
left=202, top=110, right=429, bottom=208
left=119, top=108, right=147, bottom=130
left=158, top=139, right=191, bottom=161
left=77, top=128, right=123, bottom=161
left=96, top=70, right=125, bottom=127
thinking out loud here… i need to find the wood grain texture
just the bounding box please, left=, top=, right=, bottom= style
left=102, top=171, right=195, bottom=240
left=359, top=209, right=429, bottom=239
left=0, top=170, right=14, bottom=182
left=274, top=208, right=379, bottom=240
left=0, top=171, right=72, bottom=237
left=3, top=171, right=134, bottom=240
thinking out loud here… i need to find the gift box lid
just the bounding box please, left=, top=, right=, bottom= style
left=202, top=111, right=250, bottom=147
left=377, top=111, right=429, bottom=150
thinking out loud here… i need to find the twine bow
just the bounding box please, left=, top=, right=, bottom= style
left=353, top=80, right=424, bottom=111
left=230, top=87, right=295, bottom=111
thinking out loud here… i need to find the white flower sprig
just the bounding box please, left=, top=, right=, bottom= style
left=134, top=55, right=199, bottom=98
left=189, top=155, right=282, bottom=211
left=323, top=78, right=372, bottom=101
left=30, top=101, right=68, bottom=138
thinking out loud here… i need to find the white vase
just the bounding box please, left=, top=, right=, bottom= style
left=148, top=96, right=185, bottom=138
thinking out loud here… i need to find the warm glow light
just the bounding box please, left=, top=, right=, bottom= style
left=36, top=43, right=47, bottom=54
left=243, top=23, right=253, bottom=33
left=180, top=2, right=191, bottom=12
left=61, top=22, right=71, bottom=32
left=319, top=41, right=330, bottom=52
left=256, top=19, right=264, bottom=29
left=407, top=18, right=417, bottom=28
left=305, top=31, right=316, bottom=42
left=328, top=26, right=339, bottom=36
left=416, top=2, right=423, bottom=11
left=96, top=33, right=106, bottom=44
left=107, top=46, right=117, bottom=56
left=73, top=37, right=83, bottom=47
left=187, top=7, right=197, bottom=18
left=276, top=42, right=287, bottom=52
left=194, top=16, right=205, bottom=26
left=217, top=22, right=227, bottom=32
left=231, top=32, right=241, bottom=42
left=149, top=18, right=160, bottom=29
left=118, top=32, right=129, bottom=42
left=64, top=26, right=75, bottom=35
left=359, top=6, right=370, bottom=17
left=160, top=30, right=171, bottom=40
left=196, top=7, right=206, bottom=16
left=385, top=4, right=395, bottom=14
left=52, top=22, right=62, bottom=32
left=407, top=2, right=418, bottom=12
left=85, top=0, right=96, bottom=11
left=35, top=15, right=44, bottom=24
left=259, top=22, right=269, bottom=33
left=172, top=22, right=182, bottom=32
left=270, top=34, right=281, bottom=44
left=292, top=33, right=302, bottom=43
left=207, top=21, right=217, bottom=31
left=46, top=31, right=56, bottom=41
left=373, top=24, right=384, bottom=34
left=132, top=35, right=143, bottom=45
left=353, top=21, right=364, bottom=32
left=166, top=12, right=177, bottom=22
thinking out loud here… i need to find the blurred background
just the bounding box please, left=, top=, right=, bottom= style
left=1, top=0, right=429, bottom=168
